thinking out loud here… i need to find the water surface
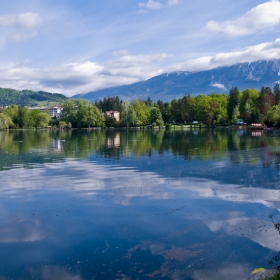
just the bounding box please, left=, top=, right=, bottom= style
left=0, top=128, right=280, bottom=280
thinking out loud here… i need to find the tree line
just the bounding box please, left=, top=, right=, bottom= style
left=93, top=83, right=280, bottom=127
left=1, top=83, right=280, bottom=129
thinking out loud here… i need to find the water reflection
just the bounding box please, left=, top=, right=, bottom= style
left=0, top=129, right=280, bottom=279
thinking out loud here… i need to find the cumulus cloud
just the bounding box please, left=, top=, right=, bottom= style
left=67, top=61, right=104, bottom=75
left=205, top=0, right=280, bottom=38
left=167, top=38, right=280, bottom=72
left=0, top=38, right=280, bottom=96
left=0, top=51, right=172, bottom=96
left=0, top=12, right=43, bottom=42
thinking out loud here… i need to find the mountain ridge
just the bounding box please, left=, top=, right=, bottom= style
left=0, top=88, right=68, bottom=107
left=74, top=59, right=280, bottom=101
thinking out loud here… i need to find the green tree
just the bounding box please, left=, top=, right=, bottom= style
left=239, top=89, right=259, bottom=123
left=17, top=107, right=30, bottom=128
left=149, top=107, right=164, bottom=126
left=264, top=105, right=280, bottom=126
left=29, top=109, right=41, bottom=127
left=170, top=99, right=181, bottom=123
left=62, top=99, right=104, bottom=128
left=157, top=100, right=170, bottom=123
left=232, top=106, right=240, bottom=124
left=274, top=83, right=280, bottom=105
left=195, top=95, right=212, bottom=123
left=131, top=99, right=149, bottom=126
left=259, top=86, right=274, bottom=116
left=3, top=104, right=18, bottom=127
left=0, top=113, right=12, bottom=129
left=127, top=107, right=137, bottom=126
left=61, top=99, right=77, bottom=126
left=36, top=112, right=50, bottom=128
left=121, top=100, right=130, bottom=127
left=210, top=94, right=228, bottom=125
left=179, top=94, right=196, bottom=123
left=227, top=87, right=240, bottom=123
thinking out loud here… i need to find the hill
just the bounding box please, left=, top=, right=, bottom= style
left=73, top=59, right=280, bottom=102
left=0, top=88, right=68, bottom=107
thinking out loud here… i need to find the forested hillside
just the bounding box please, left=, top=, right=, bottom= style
left=0, top=88, right=68, bottom=106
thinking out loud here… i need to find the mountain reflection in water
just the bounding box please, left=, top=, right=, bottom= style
left=0, top=129, right=280, bottom=280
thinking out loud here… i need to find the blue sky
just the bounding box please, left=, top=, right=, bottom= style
left=0, top=0, right=280, bottom=96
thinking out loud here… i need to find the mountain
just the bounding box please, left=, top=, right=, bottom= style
left=0, top=88, right=68, bottom=107
left=74, top=59, right=280, bottom=102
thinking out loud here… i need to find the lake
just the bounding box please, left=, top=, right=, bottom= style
left=0, top=128, right=280, bottom=280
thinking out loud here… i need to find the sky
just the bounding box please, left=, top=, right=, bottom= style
left=0, top=0, right=280, bottom=96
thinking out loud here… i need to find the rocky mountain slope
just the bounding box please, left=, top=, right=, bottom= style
left=74, top=59, right=280, bottom=102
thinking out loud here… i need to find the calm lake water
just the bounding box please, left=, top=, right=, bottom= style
left=1, top=128, right=280, bottom=280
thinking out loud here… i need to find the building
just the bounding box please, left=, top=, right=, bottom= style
left=29, top=106, right=63, bottom=118
left=105, top=111, right=120, bottom=122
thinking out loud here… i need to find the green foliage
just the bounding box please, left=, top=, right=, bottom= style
left=61, top=99, right=105, bottom=128
left=259, top=86, right=275, bottom=116
left=232, top=106, right=240, bottom=124
left=264, top=105, right=280, bottom=126
left=227, top=87, right=240, bottom=123
left=0, top=113, right=12, bottom=129
left=131, top=99, right=150, bottom=126
left=18, top=107, right=30, bottom=128
left=149, top=107, right=164, bottom=126
left=274, top=83, right=280, bottom=106
left=121, top=100, right=130, bottom=126
left=36, top=112, right=50, bottom=128
left=95, top=96, right=121, bottom=112
left=239, top=88, right=260, bottom=123
left=0, top=87, right=67, bottom=107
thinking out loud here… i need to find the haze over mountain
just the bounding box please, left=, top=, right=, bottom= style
left=73, top=59, right=280, bottom=102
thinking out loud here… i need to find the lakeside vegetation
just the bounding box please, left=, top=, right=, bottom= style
left=1, top=84, right=280, bottom=129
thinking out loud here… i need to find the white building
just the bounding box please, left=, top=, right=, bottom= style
left=105, top=111, right=120, bottom=122
left=29, top=106, right=63, bottom=118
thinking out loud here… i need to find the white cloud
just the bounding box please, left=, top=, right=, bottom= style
left=0, top=12, right=43, bottom=42
left=0, top=12, right=43, bottom=30
left=0, top=52, right=172, bottom=96
left=139, top=0, right=163, bottom=10
left=168, top=38, right=280, bottom=72
left=14, top=12, right=43, bottom=30
left=0, top=37, right=280, bottom=96
left=205, top=0, right=280, bottom=38
left=67, top=61, right=104, bottom=75
left=167, top=0, right=179, bottom=6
